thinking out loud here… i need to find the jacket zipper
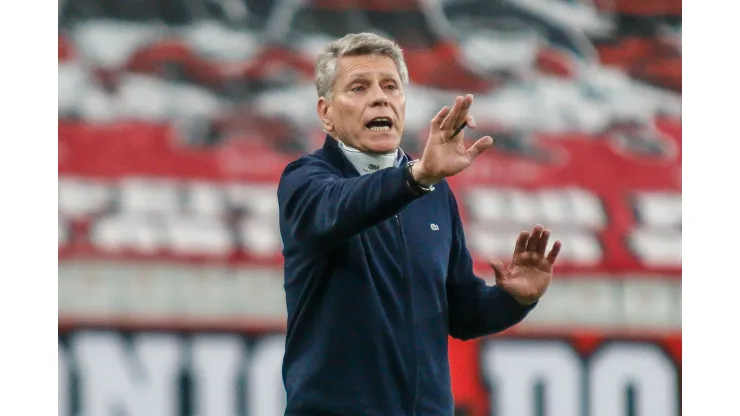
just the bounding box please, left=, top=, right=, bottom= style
left=396, top=214, right=418, bottom=415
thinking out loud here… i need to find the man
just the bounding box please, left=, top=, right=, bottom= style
left=277, top=33, right=562, bottom=416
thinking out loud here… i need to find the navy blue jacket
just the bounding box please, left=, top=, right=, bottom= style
left=277, top=136, right=535, bottom=416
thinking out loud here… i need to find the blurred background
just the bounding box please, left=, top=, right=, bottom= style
left=58, top=0, right=681, bottom=415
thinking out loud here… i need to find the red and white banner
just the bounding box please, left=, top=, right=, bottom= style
left=450, top=331, right=681, bottom=416
left=57, top=329, right=681, bottom=416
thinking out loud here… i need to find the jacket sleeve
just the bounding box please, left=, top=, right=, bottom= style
left=277, top=157, right=422, bottom=251
left=445, top=190, right=536, bottom=340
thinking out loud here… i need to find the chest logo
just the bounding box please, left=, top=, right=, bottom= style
left=430, top=223, right=439, bottom=231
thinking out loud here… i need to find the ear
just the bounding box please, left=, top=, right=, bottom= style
left=317, top=97, right=333, bottom=132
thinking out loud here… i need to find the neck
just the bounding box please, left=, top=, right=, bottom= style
left=337, top=140, right=401, bottom=175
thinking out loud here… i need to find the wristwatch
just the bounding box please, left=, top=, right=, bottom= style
left=404, top=160, right=435, bottom=194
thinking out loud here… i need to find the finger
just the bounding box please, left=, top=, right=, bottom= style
left=441, top=95, right=463, bottom=129
left=537, top=229, right=551, bottom=255
left=488, top=258, right=506, bottom=281
left=452, top=94, right=474, bottom=130
left=464, top=136, right=493, bottom=160
left=546, top=240, right=562, bottom=264
left=430, top=106, right=451, bottom=129
left=514, top=230, right=529, bottom=254
left=526, top=224, right=544, bottom=252
left=466, top=114, right=477, bottom=129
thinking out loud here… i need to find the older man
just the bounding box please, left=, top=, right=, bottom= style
left=277, top=32, right=562, bottom=416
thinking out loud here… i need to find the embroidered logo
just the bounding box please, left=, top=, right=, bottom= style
left=430, top=223, right=439, bottom=231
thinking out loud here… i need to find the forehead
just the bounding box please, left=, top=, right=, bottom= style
left=335, top=54, right=400, bottom=82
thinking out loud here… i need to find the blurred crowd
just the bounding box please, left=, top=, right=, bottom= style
left=58, top=0, right=682, bottom=269
left=59, top=0, right=681, bottom=157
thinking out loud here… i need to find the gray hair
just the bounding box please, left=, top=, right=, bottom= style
left=315, top=32, right=410, bottom=101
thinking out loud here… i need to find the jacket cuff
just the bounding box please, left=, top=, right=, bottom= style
left=501, top=288, right=539, bottom=313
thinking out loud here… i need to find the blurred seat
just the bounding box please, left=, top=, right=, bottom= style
left=253, top=84, right=321, bottom=130
left=532, top=78, right=588, bottom=132
left=184, top=182, right=227, bottom=217
left=465, top=188, right=511, bottom=224
left=116, top=73, right=224, bottom=121
left=58, top=62, right=92, bottom=118
left=165, top=216, right=234, bottom=256
left=628, top=229, right=681, bottom=267
left=91, top=214, right=165, bottom=253
left=565, top=188, right=608, bottom=229
left=633, top=192, right=681, bottom=229
left=458, top=25, right=541, bottom=75
left=168, top=82, right=224, bottom=120
left=504, top=0, right=613, bottom=37
left=58, top=178, right=114, bottom=219
left=557, top=231, right=603, bottom=265
left=72, top=20, right=165, bottom=69
left=506, top=189, right=547, bottom=225
left=630, top=192, right=681, bottom=269
left=116, top=74, right=173, bottom=121
left=228, top=184, right=281, bottom=257
left=580, top=66, right=654, bottom=124
left=180, top=20, right=260, bottom=62
left=472, top=88, right=536, bottom=131
left=226, top=184, right=279, bottom=219
left=119, top=178, right=180, bottom=216
left=78, top=84, right=120, bottom=123
left=467, top=228, right=518, bottom=260
left=238, top=216, right=282, bottom=257
left=538, top=189, right=578, bottom=225
left=465, top=188, right=606, bottom=230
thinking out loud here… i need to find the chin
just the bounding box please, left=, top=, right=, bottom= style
left=363, top=132, right=401, bottom=154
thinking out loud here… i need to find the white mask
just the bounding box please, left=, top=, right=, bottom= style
left=337, top=141, right=402, bottom=175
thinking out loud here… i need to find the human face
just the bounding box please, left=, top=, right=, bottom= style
left=318, top=54, right=406, bottom=154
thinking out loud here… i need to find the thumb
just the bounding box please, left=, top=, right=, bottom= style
left=465, top=136, right=493, bottom=161
left=488, top=258, right=506, bottom=281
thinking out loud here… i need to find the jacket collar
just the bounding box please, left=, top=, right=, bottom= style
left=321, top=135, right=409, bottom=177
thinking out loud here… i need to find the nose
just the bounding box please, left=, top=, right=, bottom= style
left=369, top=84, right=389, bottom=107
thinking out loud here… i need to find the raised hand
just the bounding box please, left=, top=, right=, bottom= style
left=489, top=225, right=563, bottom=306
left=412, top=94, right=494, bottom=186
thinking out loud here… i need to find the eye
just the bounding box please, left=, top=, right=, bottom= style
left=351, top=85, right=365, bottom=92
left=384, top=84, right=397, bottom=90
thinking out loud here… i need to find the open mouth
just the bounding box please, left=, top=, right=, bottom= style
left=365, top=117, right=393, bottom=132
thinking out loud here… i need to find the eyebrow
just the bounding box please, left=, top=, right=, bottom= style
left=346, top=72, right=400, bottom=83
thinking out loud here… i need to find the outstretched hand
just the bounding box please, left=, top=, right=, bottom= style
left=412, top=94, right=494, bottom=186
left=489, top=225, right=563, bottom=306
